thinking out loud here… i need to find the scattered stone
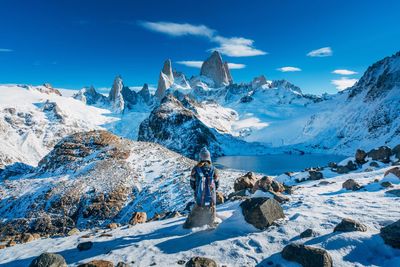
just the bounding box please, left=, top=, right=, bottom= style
left=355, top=149, right=367, bottom=164
left=309, top=171, right=323, bottom=180
left=334, top=218, right=367, bottom=232
left=240, top=197, right=285, bottom=230
left=342, top=179, right=362, bottom=191
left=370, top=161, right=380, bottom=167
left=185, top=256, right=218, bottom=267
left=281, top=243, right=333, bottom=267
left=234, top=172, right=258, bottom=192
left=107, top=223, right=119, bottom=229
left=7, top=240, right=16, bottom=247
left=300, top=229, right=319, bottom=238
left=386, top=189, right=400, bottom=197
left=129, top=212, right=147, bottom=225
left=21, top=233, right=35, bottom=243
left=318, top=180, right=333, bottom=186
left=216, top=192, right=224, bottom=205
left=67, top=228, right=80, bottom=236
left=78, top=260, right=114, bottom=267
left=367, top=146, right=392, bottom=163
left=77, top=241, right=93, bottom=251
left=380, top=220, right=400, bottom=248
left=252, top=176, right=285, bottom=193
left=384, top=167, right=400, bottom=179
left=81, top=234, right=92, bottom=238
left=116, top=262, right=128, bottom=267
left=381, top=181, right=393, bottom=188
left=99, top=233, right=113, bottom=237
left=29, top=253, right=67, bottom=267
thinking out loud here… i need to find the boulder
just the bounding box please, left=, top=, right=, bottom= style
left=67, top=228, right=80, bottom=236
left=309, top=171, right=323, bottom=180
left=380, top=220, right=400, bottom=248
left=78, top=260, right=114, bottom=267
left=386, top=189, right=400, bottom=197
left=107, top=223, right=119, bottom=229
left=77, top=241, right=93, bottom=251
left=29, top=253, right=67, bottom=267
left=252, top=176, right=285, bottom=193
left=185, top=256, right=218, bottom=267
left=342, top=179, right=362, bottom=191
left=381, top=181, right=393, bottom=188
left=384, top=167, right=400, bottom=179
left=367, top=146, right=392, bottom=163
left=392, top=144, right=400, bottom=160
left=281, top=243, right=333, bottom=267
left=300, top=229, right=319, bottom=238
left=234, top=172, right=258, bottom=192
left=240, top=198, right=285, bottom=230
left=216, top=192, right=224, bottom=205
left=129, top=212, right=147, bottom=225
left=337, top=160, right=358, bottom=174
left=21, top=233, right=35, bottom=243
left=355, top=149, right=367, bottom=164
left=183, top=205, right=215, bottom=229
left=334, top=218, right=367, bottom=232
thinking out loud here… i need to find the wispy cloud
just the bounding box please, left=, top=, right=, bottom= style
left=307, top=47, right=332, bottom=57
left=0, top=48, right=13, bottom=52
left=139, top=21, right=266, bottom=57
left=332, top=69, right=357, bottom=75
left=331, top=77, right=358, bottom=91
left=176, top=60, right=246, bottom=69
left=277, top=66, right=301, bottom=72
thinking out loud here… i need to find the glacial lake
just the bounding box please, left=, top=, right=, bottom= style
left=215, top=154, right=347, bottom=175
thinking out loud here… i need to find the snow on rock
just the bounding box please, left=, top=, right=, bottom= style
left=200, top=51, right=233, bottom=87
left=155, top=59, right=175, bottom=101
left=108, top=76, right=125, bottom=113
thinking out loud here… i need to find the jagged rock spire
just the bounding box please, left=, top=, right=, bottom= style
left=156, top=59, right=175, bottom=100
left=109, top=75, right=125, bottom=112
left=200, top=51, right=233, bottom=87
left=139, top=83, right=152, bottom=105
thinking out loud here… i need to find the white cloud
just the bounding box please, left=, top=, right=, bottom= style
left=210, top=36, right=267, bottom=57
left=0, top=48, right=13, bottom=52
left=176, top=60, right=245, bottom=69
left=139, top=21, right=266, bottom=57
left=331, top=77, right=358, bottom=91
left=277, top=66, right=301, bottom=72
left=139, top=21, right=214, bottom=38
left=332, top=69, right=357, bottom=75
left=307, top=47, right=333, bottom=57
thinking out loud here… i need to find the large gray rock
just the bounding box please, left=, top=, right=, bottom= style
left=281, top=243, right=333, bottom=267
left=200, top=51, right=232, bottom=87
left=342, top=179, right=362, bottom=191
left=367, top=146, right=392, bottom=163
left=185, top=256, right=218, bottom=267
left=29, top=253, right=67, bottom=267
left=334, top=218, right=367, bottom=232
left=183, top=205, right=215, bottom=229
left=156, top=59, right=174, bottom=100
left=380, top=220, right=400, bottom=248
left=240, top=197, right=284, bottom=230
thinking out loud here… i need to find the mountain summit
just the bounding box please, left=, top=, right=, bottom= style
left=200, top=51, right=233, bottom=87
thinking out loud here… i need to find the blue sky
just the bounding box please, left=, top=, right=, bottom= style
left=0, top=0, right=399, bottom=94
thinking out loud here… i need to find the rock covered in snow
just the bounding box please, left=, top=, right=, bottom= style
left=109, top=75, right=125, bottom=112
left=156, top=59, right=175, bottom=101
left=333, top=218, right=367, bottom=232
left=251, top=75, right=268, bottom=89
left=367, top=146, right=392, bottom=163
left=342, top=179, right=363, bottom=191
left=200, top=51, right=232, bottom=87
left=380, top=220, right=400, bottom=249
left=73, top=86, right=108, bottom=105
left=281, top=243, right=333, bottom=267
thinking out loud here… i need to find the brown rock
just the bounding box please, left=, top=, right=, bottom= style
left=355, top=149, right=367, bottom=164
left=21, top=233, right=35, bottom=243
left=129, top=212, right=147, bottom=225
left=367, top=146, right=392, bottom=163
left=216, top=192, right=224, bottom=205
left=185, top=256, right=218, bottom=267
left=0, top=244, right=6, bottom=249
left=78, top=260, right=114, bottom=267
left=281, top=243, right=333, bottom=267
left=107, top=223, right=118, bottom=229
left=234, top=172, right=258, bottom=192
left=384, top=167, right=400, bottom=179
left=252, top=176, right=285, bottom=193
left=342, top=179, right=362, bottom=191
left=7, top=240, right=16, bottom=247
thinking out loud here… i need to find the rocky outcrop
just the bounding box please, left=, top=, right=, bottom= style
left=138, top=94, right=222, bottom=159
left=129, top=212, right=147, bottom=225
left=251, top=75, right=268, bottom=89
left=121, top=86, right=137, bottom=109
left=252, top=176, right=285, bottom=193
left=281, top=243, right=333, bottom=267
left=138, top=83, right=153, bottom=105
left=109, top=76, right=125, bottom=112
left=73, top=86, right=108, bottom=105
left=380, top=220, right=400, bottom=248
left=29, top=253, right=67, bottom=267
left=334, top=218, right=367, bottom=232
left=270, top=80, right=302, bottom=94
left=156, top=59, right=174, bottom=101
left=234, top=172, right=258, bottom=192
left=240, top=197, right=284, bottom=230
left=384, top=167, right=400, bottom=179
left=200, top=51, right=232, bottom=87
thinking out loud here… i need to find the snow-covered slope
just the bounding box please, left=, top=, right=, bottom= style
left=1, top=158, right=399, bottom=266
left=0, top=84, right=116, bottom=168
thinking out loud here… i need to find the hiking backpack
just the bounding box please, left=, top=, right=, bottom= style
left=194, top=164, right=216, bottom=207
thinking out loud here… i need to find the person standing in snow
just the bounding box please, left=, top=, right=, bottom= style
left=183, top=147, right=219, bottom=229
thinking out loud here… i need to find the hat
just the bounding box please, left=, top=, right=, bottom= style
left=199, top=147, right=211, bottom=162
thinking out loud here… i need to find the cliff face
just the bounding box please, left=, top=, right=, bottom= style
left=200, top=51, right=233, bottom=87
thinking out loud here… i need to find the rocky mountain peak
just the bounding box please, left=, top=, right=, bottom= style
left=271, top=80, right=303, bottom=94
left=109, top=75, right=125, bottom=112
left=138, top=83, right=153, bottom=105
left=200, top=51, right=233, bottom=87
left=156, top=59, right=175, bottom=101
left=252, top=75, right=268, bottom=89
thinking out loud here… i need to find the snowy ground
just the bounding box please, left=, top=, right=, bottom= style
left=1, top=165, right=399, bottom=267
